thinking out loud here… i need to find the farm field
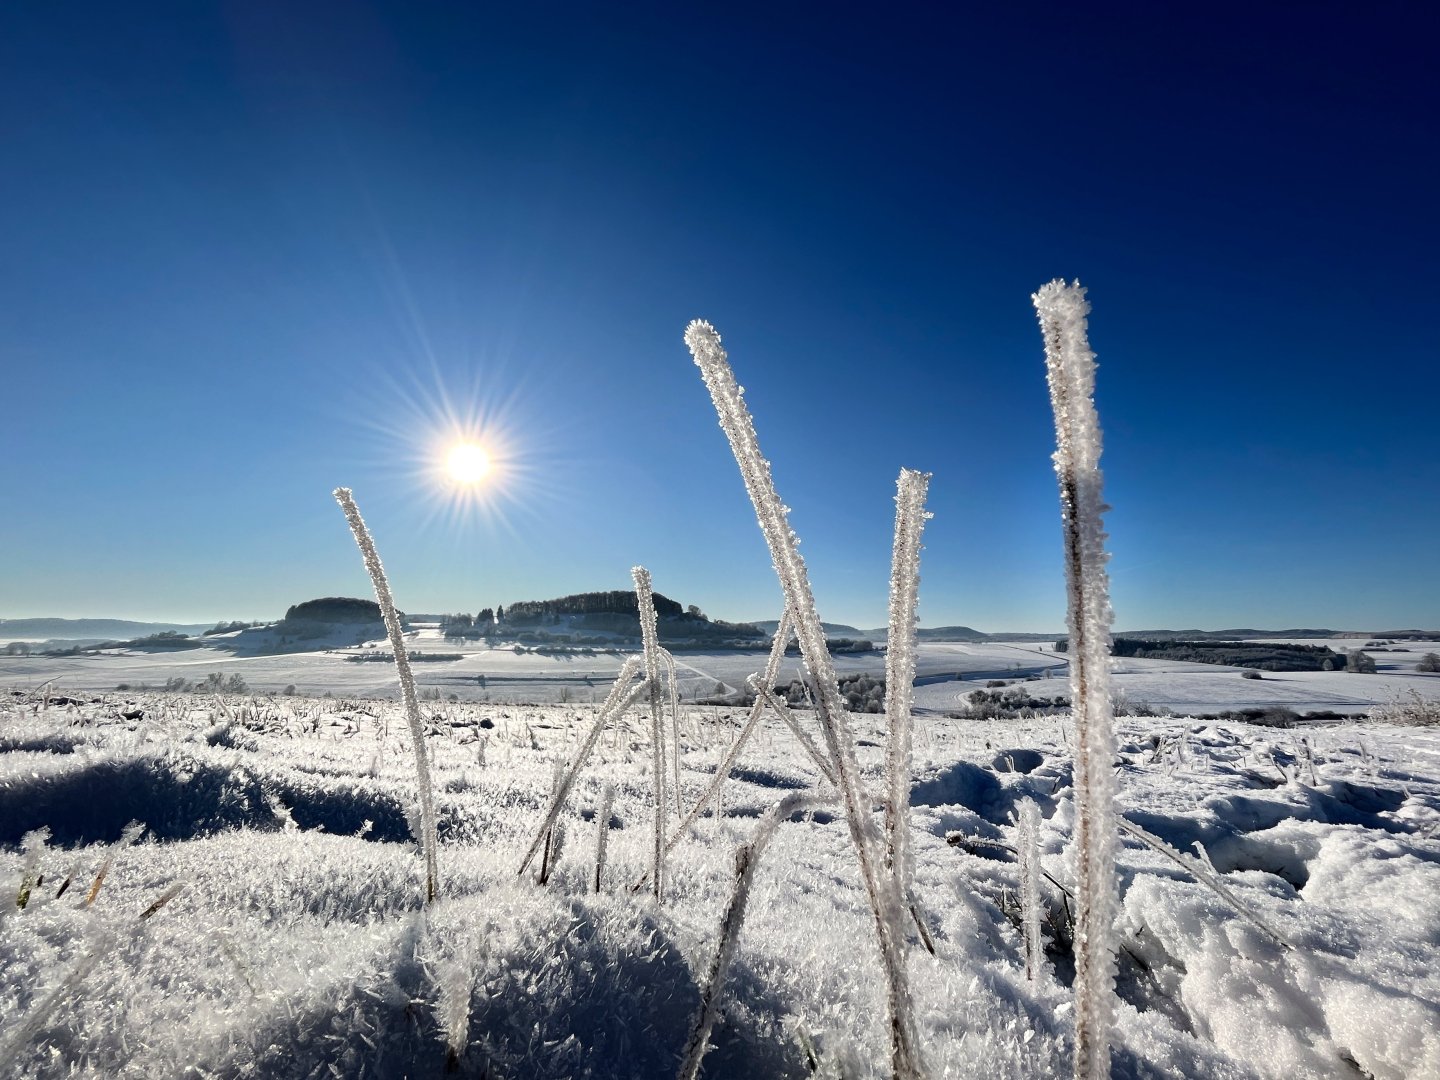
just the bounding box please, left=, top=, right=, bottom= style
left=2, top=686, right=1438, bottom=1078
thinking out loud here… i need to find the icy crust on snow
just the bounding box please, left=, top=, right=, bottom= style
left=3, top=691, right=1440, bottom=1078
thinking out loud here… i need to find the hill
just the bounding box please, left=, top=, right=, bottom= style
left=283, top=597, right=389, bottom=624
left=480, top=591, right=766, bottom=647
left=748, top=619, right=862, bottom=637
left=0, top=617, right=213, bottom=642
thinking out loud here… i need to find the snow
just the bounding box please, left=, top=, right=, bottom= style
left=4, top=686, right=1439, bottom=1078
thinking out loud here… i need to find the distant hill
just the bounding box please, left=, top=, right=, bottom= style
left=283, top=598, right=388, bottom=624
left=1116, top=628, right=1347, bottom=641
left=0, top=618, right=213, bottom=642
left=913, top=625, right=989, bottom=641
left=859, top=626, right=1016, bottom=642
left=749, top=620, right=863, bottom=637
left=489, top=591, right=765, bottom=646
left=504, top=590, right=683, bottom=622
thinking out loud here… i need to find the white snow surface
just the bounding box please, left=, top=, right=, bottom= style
left=3, top=687, right=1439, bottom=1079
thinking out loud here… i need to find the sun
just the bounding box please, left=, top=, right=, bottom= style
left=445, top=441, right=492, bottom=485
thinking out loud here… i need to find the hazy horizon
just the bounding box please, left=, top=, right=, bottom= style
left=3, top=606, right=1435, bottom=638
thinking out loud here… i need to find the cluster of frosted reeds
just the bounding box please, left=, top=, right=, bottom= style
left=515, top=566, right=691, bottom=903
left=686, top=320, right=928, bottom=1080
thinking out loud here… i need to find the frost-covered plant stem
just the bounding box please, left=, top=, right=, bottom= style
left=748, top=677, right=838, bottom=785
left=686, top=320, right=924, bottom=1079
left=883, top=469, right=930, bottom=907
left=1033, top=282, right=1117, bottom=1080
left=1017, top=799, right=1044, bottom=981
left=594, top=782, right=616, bottom=893
left=85, top=820, right=145, bottom=907
left=1116, top=817, right=1294, bottom=950
left=633, top=566, right=668, bottom=902
left=638, top=612, right=799, bottom=888
left=663, top=647, right=683, bottom=819
left=334, top=487, right=440, bottom=905
left=678, top=792, right=835, bottom=1080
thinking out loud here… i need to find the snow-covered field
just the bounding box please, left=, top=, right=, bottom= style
left=0, top=633, right=1063, bottom=705
left=3, top=686, right=1438, bottom=1078
left=5, top=633, right=1436, bottom=718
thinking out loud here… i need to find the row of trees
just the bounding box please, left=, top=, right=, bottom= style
left=504, top=590, right=684, bottom=622
left=1056, top=637, right=1349, bottom=672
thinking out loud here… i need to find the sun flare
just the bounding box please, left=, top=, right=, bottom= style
left=445, top=442, right=492, bottom=485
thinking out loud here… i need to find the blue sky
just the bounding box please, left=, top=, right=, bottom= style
left=2, top=2, right=1436, bottom=632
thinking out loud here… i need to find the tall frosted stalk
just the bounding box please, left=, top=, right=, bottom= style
left=883, top=469, right=930, bottom=905
left=632, top=566, right=668, bottom=903
left=662, top=647, right=683, bottom=818
left=1032, top=281, right=1117, bottom=1080
left=334, top=487, right=440, bottom=905
left=686, top=320, right=924, bottom=1080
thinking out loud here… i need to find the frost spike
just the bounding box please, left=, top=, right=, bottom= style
left=686, top=320, right=924, bottom=1079
left=334, top=487, right=440, bottom=905
left=1032, top=281, right=1117, bottom=1080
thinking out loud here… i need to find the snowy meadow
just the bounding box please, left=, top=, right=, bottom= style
left=2, top=692, right=1438, bottom=1079
left=3, top=288, right=1439, bottom=1079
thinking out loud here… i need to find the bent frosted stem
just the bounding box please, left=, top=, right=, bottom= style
left=678, top=792, right=836, bottom=1080
left=334, top=487, right=440, bottom=906
left=686, top=320, right=924, bottom=1080
left=518, top=657, right=645, bottom=877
